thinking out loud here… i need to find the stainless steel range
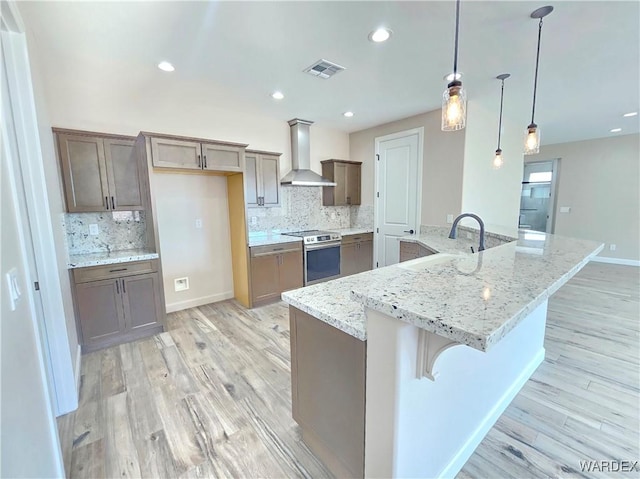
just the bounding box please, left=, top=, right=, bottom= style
left=283, top=230, right=341, bottom=285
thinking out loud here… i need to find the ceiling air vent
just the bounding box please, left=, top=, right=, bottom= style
left=303, top=59, right=346, bottom=79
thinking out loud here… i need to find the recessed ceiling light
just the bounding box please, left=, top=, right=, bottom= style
left=610, top=128, right=622, bottom=133
left=271, top=91, right=284, bottom=100
left=443, top=72, right=463, bottom=82
left=368, top=28, right=392, bottom=43
left=157, top=61, right=175, bottom=72
left=623, top=111, right=638, bottom=117
left=343, top=111, right=354, bottom=118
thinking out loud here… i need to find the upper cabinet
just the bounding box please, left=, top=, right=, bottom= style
left=149, top=134, right=246, bottom=173
left=55, top=130, right=144, bottom=213
left=245, top=150, right=282, bottom=207
left=321, top=159, right=362, bottom=206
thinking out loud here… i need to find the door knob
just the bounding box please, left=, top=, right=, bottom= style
left=404, top=229, right=415, bottom=234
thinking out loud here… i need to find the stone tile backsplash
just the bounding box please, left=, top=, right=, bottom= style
left=349, top=205, right=374, bottom=229
left=65, top=211, right=148, bottom=255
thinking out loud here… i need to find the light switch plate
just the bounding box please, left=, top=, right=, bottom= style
left=5, top=267, right=21, bottom=311
left=446, top=214, right=454, bottom=224
left=559, top=206, right=571, bottom=213
left=89, top=224, right=99, bottom=235
left=195, top=219, right=203, bottom=229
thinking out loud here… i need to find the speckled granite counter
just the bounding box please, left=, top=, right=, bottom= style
left=328, top=227, right=374, bottom=236
left=248, top=232, right=303, bottom=247
left=68, top=249, right=159, bottom=268
left=283, top=229, right=603, bottom=350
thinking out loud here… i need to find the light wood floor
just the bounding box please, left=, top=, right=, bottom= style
left=58, top=263, right=639, bottom=478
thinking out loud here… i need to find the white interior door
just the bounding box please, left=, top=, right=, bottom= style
left=375, top=129, right=423, bottom=267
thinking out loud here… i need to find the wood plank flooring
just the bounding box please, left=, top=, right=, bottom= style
left=58, top=263, right=639, bottom=478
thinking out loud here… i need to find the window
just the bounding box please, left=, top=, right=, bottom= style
left=528, top=171, right=552, bottom=182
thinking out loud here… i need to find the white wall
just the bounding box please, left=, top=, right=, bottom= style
left=19, top=20, right=349, bottom=311
left=1, top=100, right=63, bottom=479
left=349, top=109, right=465, bottom=226
left=526, top=133, right=640, bottom=262
left=460, top=99, right=524, bottom=231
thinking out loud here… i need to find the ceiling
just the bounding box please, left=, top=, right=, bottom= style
left=18, top=1, right=640, bottom=145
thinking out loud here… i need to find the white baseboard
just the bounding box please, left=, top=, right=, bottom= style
left=590, top=256, right=640, bottom=267
left=74, top=344, right=81, bottom=396
left=166, top=291, right=234, bottom=313
left=438, top=349, right=546, bottom=479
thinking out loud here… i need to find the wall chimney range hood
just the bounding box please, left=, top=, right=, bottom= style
left=281, top=119, right=336, bottom=187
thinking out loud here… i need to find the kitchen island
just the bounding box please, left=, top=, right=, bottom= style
left=282, top=227, right=603, bottom=479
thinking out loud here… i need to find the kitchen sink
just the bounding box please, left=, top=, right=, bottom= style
left=397, top=253, right=460, bottom=272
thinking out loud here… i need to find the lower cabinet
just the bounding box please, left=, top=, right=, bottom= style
left=249, top=242, right=303, bottom=307
left=72, top=260, right=164, bottom=352
left=341, top=233, right=373, bottom=277
left=399, top=241, right=436, bottom=262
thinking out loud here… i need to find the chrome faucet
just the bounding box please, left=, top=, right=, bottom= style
left=448, top=213, right=486, bottom=252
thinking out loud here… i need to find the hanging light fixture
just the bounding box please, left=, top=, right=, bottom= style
left=442, top=0, right=466, bottom=131
left=524, top=5, right=554, bottom=155
left=492, top=73, right=510, bottom=170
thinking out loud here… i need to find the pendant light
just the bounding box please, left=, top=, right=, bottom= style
left=441, top=0, right=466, bottom=131
left=524, top=6, right=554, bottom=155
left=492, top=74, right=510, bottom=170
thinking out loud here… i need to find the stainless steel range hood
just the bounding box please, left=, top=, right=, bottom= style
left=281, top=119, right=336, bottom=186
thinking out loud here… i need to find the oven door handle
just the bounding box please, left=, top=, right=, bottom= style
left=304, top=241, right=342, bottom=251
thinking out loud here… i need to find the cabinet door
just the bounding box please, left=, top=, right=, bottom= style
left=244, top=154, right=259, bottom=206
left=150, top=137, right=202, bottom=170
left=202, top=143, right=243, bottom=172
left=333, top=163, right=348, bottom=206
left=261, top=155, right=281, bottom=206
left=279, top=251, right=303, bottom=292
left=250, top=254, right=280, bottom=304
left=346, top=163, right=361, bottom=206
left=356, top=241, right=373, bottom=273
left=104, top=138, right=143, bottom=211
left=58, top=134, right=109, bottom=212
left=340, top=243, right=358, bottom=277
left=75, top=278, right=125, bottom=345
left=399, top=241, right=418, bottom=262
left=121, top=272, right=163, bottom=331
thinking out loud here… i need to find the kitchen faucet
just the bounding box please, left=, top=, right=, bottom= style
left=448, top=213, right=486, bottom=252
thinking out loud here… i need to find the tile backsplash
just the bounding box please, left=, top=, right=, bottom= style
left=349, top=205, right=374, bottom=229
left=247, top=187, right=353, bottom=233
left=65, top=211, right=148, bottom=255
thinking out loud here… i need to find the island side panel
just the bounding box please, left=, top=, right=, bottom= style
left=365, top=301, right=548, bottom=479
left=289, top=306, right=366, bottom=478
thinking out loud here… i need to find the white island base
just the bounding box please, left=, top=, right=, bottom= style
left=365, top=300, right=548, bottom=479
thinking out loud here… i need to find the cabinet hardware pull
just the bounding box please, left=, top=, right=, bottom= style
left=197, top=154, right=201, bottom=168
left=122, top=279, right=126, bottom=293
left=111, top=196, right=116, bottom=210
left=203, top=155, right=207, bottom=168
left=116, top=280, right=119, bottom=294
left=109, top=268, right=127, bottom=272
left=273, top=247, right=284, bottom=251
left=105, top=196, right=110, bottom=210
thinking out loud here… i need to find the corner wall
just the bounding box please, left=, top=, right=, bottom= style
left=526, top=133, right=640, bottom=262
left=349, top=109, right=465, bottom=226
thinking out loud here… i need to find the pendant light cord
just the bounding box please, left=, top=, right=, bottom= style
left=497, top=79, right=505, bottom=149
left=530, top=18, right=543, bottom=124
left=453, top=0, right=460, bottom=75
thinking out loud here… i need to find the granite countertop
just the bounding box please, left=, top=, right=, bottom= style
left=68, top=249, right=159, bottom=269
left=248, top=232, right=303, bottom=247
left=282, top=228, right=603, bottom=350
left=328, top=227, right=374, bottom=236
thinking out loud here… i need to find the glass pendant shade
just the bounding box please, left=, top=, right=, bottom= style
left=442, top=81, right=467, bottom=131
left=524, top=124, right=541, bottom=155
left=492, top=149, right=504, bottom=169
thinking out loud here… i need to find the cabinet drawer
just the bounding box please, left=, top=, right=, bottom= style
left=341, top=232, right=373, bottom=245
left=73, top=260, right=157, bottom=283
left=250, top=242, right=302, bottom=257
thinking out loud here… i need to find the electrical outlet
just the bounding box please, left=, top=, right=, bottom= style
left=330, top=212, right=336, bottom=220
left=609, top=244, right=616, bottom=251
left=5, top=267, right=21, bottom=311
left=251, top=216, right=258, bottom=226
left=559, top=206, right=571, bottom=213
left=466, top=232, right=473, bottom=240
left=174, top=277, right=189, bottom=292
left=195, top=219, right=203, bottom=229
left=446, top=214, right=454, bottom=224
left=89, top=224, right=99, bottom=235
